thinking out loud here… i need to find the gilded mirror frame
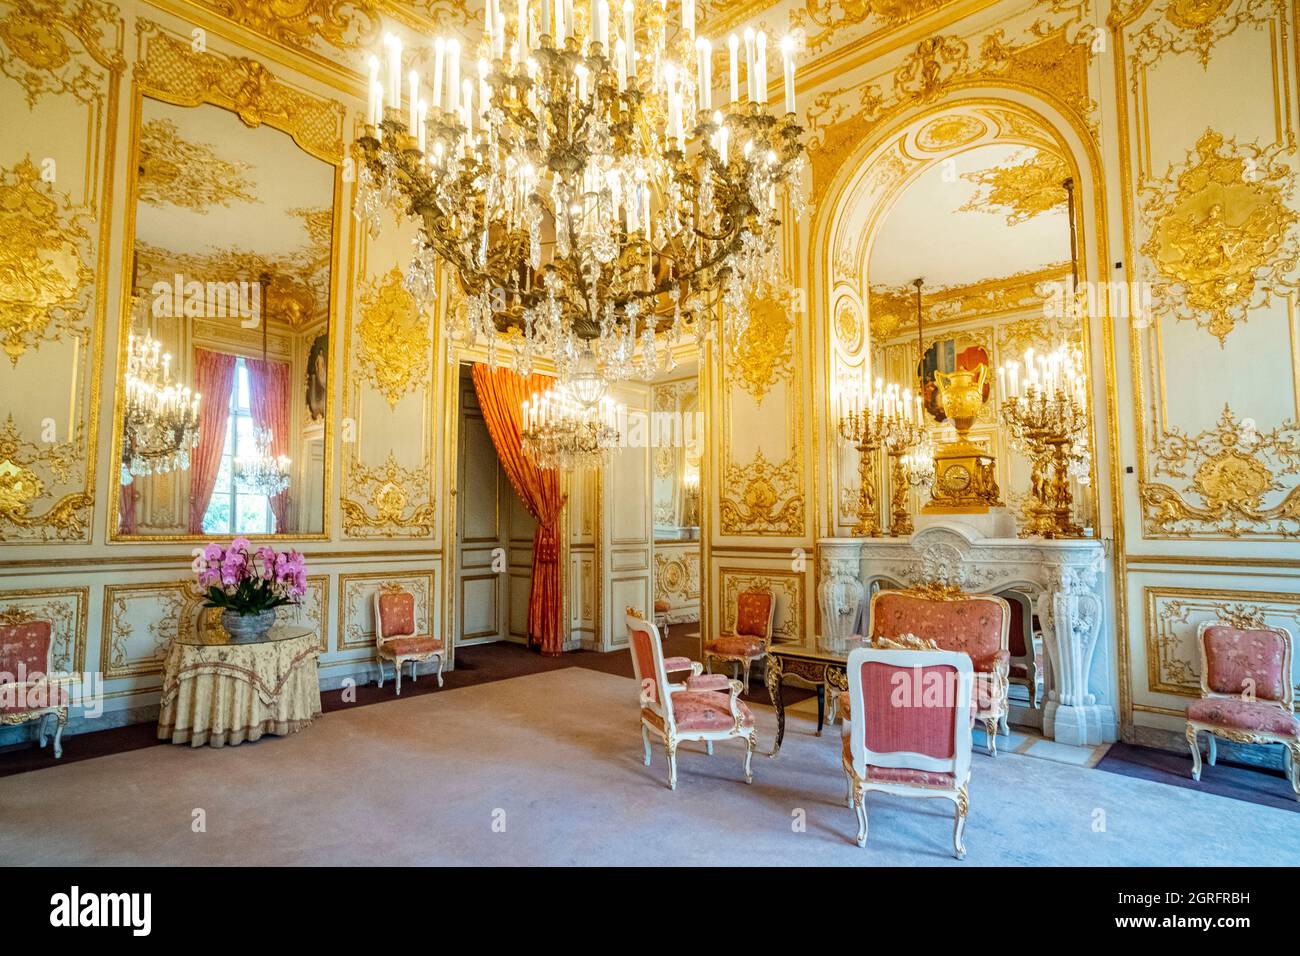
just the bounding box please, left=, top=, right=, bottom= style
left=108, top=19, right=346, bottom=542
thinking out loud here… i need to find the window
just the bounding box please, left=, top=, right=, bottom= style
left=202, top=357, right=276, bottom=535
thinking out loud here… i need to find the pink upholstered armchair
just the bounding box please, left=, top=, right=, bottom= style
left=842, top=646, right=975, bottom=858
left=702, top=587, right=776, bottom=690
left=0, top=615, right=68, bottom=759
left=373, top=588, right=444, bottom=696
left=869, top=586, right=1011, bottom=755
left=626, top=608, right=758, bottom=790
left=1186, top=621, right=1298, bottom=799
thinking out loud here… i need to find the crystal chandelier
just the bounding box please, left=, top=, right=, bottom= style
left=354, top=1, right=807, bottom=394
left=121, top=317, right=201, bottom=481
left=235, top=426, right=291, bottom=497
left=521, top=384, right=622, bottom=469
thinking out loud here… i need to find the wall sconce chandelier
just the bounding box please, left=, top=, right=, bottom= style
left=354, top=2, right=807, bottom=396
left=121, top=318, right=201, bottom=481
left=521, top=384, right=622, bottom=470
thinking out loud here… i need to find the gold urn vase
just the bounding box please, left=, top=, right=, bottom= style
left=923, top=366, right=1003, bottom=514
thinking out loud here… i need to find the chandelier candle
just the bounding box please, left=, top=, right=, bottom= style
left=355, top=0, right=806, bottom=395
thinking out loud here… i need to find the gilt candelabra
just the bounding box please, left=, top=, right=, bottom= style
left=837, top=376, right=924, bottom=537
left=997, top=344, right=1089, bottom=538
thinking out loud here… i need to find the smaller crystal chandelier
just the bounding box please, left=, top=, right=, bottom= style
left=521, top=385, right=622, bottom=470
left=121, top=313, right=202, bottom=480
left=235, top=426, right=291, bottom=497
left=902, top=434, right=936, bottom=491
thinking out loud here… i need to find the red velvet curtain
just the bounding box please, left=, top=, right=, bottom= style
left=189, top=349, right=237, bottom=533
left=471, top=364, right=567, bottom=656
left=246, top=357, right=293, bottom=533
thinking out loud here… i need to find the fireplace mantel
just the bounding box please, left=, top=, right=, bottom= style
left=817, top=523, right=1116, bottom=746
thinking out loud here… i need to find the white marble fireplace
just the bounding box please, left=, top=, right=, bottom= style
left=818, top=519, right=1117, bottom=746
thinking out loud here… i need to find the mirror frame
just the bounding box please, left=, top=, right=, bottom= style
left=108, top=22, right=345, bottom=542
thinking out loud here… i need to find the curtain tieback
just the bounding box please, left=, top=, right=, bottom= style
left=535, top=525, right=560, bottom=564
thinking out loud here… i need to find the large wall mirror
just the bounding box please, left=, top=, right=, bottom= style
left=112, top=91, right=340, bottom=540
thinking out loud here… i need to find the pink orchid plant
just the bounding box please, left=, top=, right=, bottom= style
left=194, top=538, right=307, bottom=615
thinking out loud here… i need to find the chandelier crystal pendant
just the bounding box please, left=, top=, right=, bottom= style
left=354, top=1, right=807, bottom=393
left=521, top=385, right=622, bottom=470
left=121, top=315, right=202, bottom=481
left=235, top=426, right=292, bottom=497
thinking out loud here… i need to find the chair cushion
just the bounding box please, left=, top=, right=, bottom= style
left=1187, top=698, right=1300, bottom=737
left=0, top=682, right=69, bottom=714
left=685, top=673, right=732, bottom=692
left=871, top=592, right=1007, bottom=672
left=653, top=599, right=672, bottom=614
left=664, top=656, right=693, bottom=672
left=839, top=735, right=956, bottom=789
left=704, top=635, right=765, bottom=659
left=735, top=590, right=773, bottom=639
left=662, top=690, right=754, bottom=732
left=377, top=591, right=417, bottom=638
left=1201, top=625, right=1290, bottom=702
left=380, top=635, right=442, bottom=657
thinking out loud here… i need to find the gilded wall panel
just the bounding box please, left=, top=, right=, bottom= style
left=1114, top=0, right=1300, bottom=540
left=1143, top=585, right=1300, bottom=698
left=339, top=569, right=434, bottom=650
left=0, top=0, right=122, bottom=543
left=719, top=566, right=805, bottom=646
left=0, top=585, right=87, bottom=673
left=340, top=220, right=438, bottom=539
left=99, top=581, right=192, bottom=680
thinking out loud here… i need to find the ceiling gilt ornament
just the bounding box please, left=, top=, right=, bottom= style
left=0, top=0, right=123, bottom=106
left=0, top=156, right=94, bottom=365
left=792, top=0, right=949, bottom=53
left=1140, top=129, right=1298, bottom=344
left=137, top=117, right=259, bottom=212
left=1144, top=404, right=1300, bottom=538
left=1129, top=0, right=1283, bottom=73
left=356, top=269, right=430, bottom=408
left=201, top=0, right=380, bottom=54
left=916, top=113, right=986, bottom=151
left=960, top=148, right=1070, bottom=225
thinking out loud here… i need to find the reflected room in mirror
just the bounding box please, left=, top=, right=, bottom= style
left=115, top=97, right=336, bottom=538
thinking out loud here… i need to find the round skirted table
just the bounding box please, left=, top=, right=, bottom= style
left=157, top=625, right=321, bottom=748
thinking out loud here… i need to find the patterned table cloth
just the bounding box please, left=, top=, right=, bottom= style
left=157, top=627, right=321, bottom=748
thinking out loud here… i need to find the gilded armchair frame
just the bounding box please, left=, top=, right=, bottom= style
left=626, top=608, right=757, bottom=790
left=1185, top=620, right=1298, bottom=799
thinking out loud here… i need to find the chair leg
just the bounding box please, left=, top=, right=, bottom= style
left=666, top=738, right=678, bottom=790
left=744, top=731, right=756, bottom=784
left=953, top=789, right=969, bottom=860
left=844, top=770, right=854, bottom=808
left=1186, top=724, right=1203, bottom=781
left=983, top=718, right=998, bottom=757
left=742, top=659, right=751, bottom=690
left=1207, top=734, right=1217, bottom=766
left=395, top=660, right=403, bottom=696
left=854, top=791, right=868, bottom=848
left=1288, top=742, right=1300, bottom=801
left=704, top=654, right=712, bottom=674
left=998, top=713, right=1009, bottom=736
left=410, top=660, right=418, bottom=684
left=376, top=658, right=385, bottom=689
left=37, top=712, right=50, bottom=750
left=436, top=653, right=445, bottom=687
left=641, top=724, right=652, bottom=767
left=705, top=740, right=714, bottom=756
left=52, top=715, right=64, bottom=759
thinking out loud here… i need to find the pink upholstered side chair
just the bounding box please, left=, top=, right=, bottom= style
left=625, top=608, right=758, bottom=790
left=842, top=646, right=974, bottom=858
left=1003, top=591, right=1039, bottom=709
left=0, top=615, right=68, bottom=758
left=869, top=586, right=1011, bottom=755
left=373, top=588, right=444, bottom=696
left=702, top=587, right=776, bottom=689
left=1186, top=621, right=1299, bottom=799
